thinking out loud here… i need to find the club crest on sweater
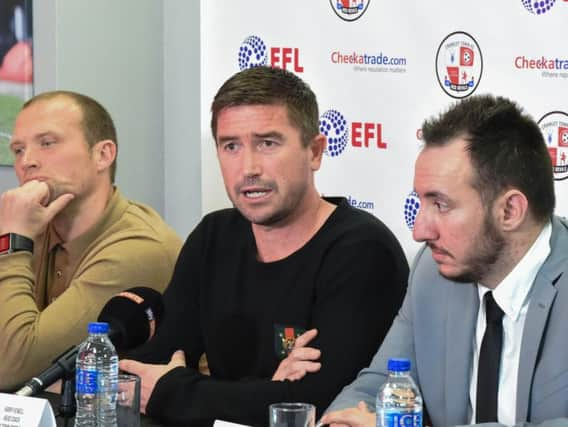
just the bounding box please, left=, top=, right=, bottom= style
left=274, top=324, right=305, bottom=359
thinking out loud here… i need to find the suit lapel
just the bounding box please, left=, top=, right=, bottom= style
left=516, top=216, right=567, bottom=422
left=445, top=282, right=479, bottom=425
left=516, top=279, right=556, bottom=422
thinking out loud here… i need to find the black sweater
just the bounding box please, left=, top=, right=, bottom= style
left=132, top=198, right=409, bottom=426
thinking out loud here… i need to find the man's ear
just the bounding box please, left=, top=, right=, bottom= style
left=493, top=189, right=529, bottom=231
left=93, top=140, right=117, bottom=174
left=309, top=134, right=327, bottom=171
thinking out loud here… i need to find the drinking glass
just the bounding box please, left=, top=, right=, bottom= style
left=269, top=402, right=315, bottom=427
left=117, top=373, right=141, bottom=427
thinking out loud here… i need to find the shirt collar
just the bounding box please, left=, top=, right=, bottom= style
left=63, top=187, right=127, bottom=261
left=45, top=224, right=64, bottom=253
left=478, top=222, right=552, bottom=321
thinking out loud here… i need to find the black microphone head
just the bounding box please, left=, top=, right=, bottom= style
left=97, top=287, right=164, bottom=351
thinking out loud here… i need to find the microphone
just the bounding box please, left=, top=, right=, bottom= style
left=99, top=286, right=164, bottom=351
left=15, top=286, right=163, bottom=397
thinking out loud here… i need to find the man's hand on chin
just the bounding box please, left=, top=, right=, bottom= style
left=0, top=180, right=74, bottom=238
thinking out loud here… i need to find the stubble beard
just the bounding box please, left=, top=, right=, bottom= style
left=440, top=213, right=506, bottom=284
left=233, top=179, right=309, bottom=227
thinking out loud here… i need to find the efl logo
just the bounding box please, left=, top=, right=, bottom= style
left=435, top=31, right=483, bottom=99
left=238, top=35, right=267, bottom=70
left=403, top=191, right=420, bottom=231
left=538, top=111, right=568, bottom=181
left=521, top=0, right=556, bottom=14
left=319, top=110, right=349, bottom=157
left=319, top=109, right=388, bottom=157
left=330, top=0, right=370, bottom=22
left=238, top=35, right=304, bottom=72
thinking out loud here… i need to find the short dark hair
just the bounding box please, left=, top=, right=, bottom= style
left=23, top=91, right=118, bottom=182
left=421, top=94, right=555, bottom=223
left=210, top=67, right=319, bottom=146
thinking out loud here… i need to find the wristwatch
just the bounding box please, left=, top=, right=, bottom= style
left=0, top=233, right=34, bottom=255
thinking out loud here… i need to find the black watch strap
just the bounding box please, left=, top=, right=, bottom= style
left=0, top=233, right=34, bottom=255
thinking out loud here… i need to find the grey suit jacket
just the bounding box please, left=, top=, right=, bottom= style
left=326, top=216, right=568, bottom=427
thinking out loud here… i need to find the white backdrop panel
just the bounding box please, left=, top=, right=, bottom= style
left=201, top=1, right=568, bottom=262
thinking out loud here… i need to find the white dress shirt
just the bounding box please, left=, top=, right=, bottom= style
left=469, top=222, right=551, bottom=426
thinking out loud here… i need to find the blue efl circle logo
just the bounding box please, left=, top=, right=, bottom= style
left=521, top=0, right=556, bottom=14
left=404, top=191, right=420, bottom=230
left=319, top=110, right=349, bottom=157
left=238, top=35, right=267, bottom=70
left=319, top=109, right=349, bottom=157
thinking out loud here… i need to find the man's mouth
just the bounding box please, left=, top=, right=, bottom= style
left=244, top=190, right=269, bottom=198
left=429, top=244, right=453, bottom=261
left=238, top=181, right=274, bottom=199
left=24, top=176, right=47, bottom=184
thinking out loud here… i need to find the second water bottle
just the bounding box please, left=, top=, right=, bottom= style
left=376, top=358, right=422, bottom=427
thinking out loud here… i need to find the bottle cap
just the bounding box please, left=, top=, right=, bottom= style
left=387, top=358, right=411, bottom=372
left=88, top=322, right=109, bottom=334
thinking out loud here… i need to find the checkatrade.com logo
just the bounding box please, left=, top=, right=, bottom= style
left=514, top=55, right=568, bottom=80
left=238, top=35, right=304, bottom=72
left=319, top=109, right=388, bottom=157
left=330, top=50, right=408, bottom=75
left=347, top=195, right=375, bottom=210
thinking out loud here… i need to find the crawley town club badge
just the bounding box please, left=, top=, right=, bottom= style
left=538, top=111, right=568, bottom=181
left=330, top=0, right=370, bottom=21
left=274, top=325, right=305, bottom=359
left=435, top=31, right=483, bottom=99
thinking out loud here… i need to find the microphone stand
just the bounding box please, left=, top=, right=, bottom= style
left=59, top=373, right=76, bottom=427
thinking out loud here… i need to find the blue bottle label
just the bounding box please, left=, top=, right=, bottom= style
left=381, top=411, right=422, bottom=427
left=76, top=368, right=98, bottom=394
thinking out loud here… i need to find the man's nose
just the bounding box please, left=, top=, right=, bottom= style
left=412, top=207, right=437, bottom=243
left=242, top=147, right=261, bottom=176
left=20, top=146, right=40, bottom=171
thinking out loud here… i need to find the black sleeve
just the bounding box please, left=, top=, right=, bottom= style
left=126, top=223, right=205, bottom=368
left=145, top=237, right=408, bottom=426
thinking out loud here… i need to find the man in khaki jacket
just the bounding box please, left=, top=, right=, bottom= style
left=0, top=91, right=181, bottom=390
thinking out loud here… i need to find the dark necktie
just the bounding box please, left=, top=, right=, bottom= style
left=476, top=291, right=505, bottom=423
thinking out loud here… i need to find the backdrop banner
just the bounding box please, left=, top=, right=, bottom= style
left=201, top=0, right=568, bottom=261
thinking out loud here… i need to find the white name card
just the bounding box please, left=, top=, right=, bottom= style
left=213, top=420, right=252, bottom=427
left=0, top=393, right=56, bottom=427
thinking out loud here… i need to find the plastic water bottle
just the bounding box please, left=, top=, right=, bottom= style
left=75, top=322, right=119, bottom=427
left=376, top=358, right=422, bottom=427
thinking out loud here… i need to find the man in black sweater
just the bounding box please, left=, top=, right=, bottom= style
left=121, top=66, right=408, bottom=426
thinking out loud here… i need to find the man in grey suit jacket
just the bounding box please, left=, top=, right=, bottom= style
left=321, top=95, right=568, bottom=427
